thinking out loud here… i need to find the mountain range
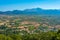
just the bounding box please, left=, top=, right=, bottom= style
left=0, top=8, right=60, bottom=16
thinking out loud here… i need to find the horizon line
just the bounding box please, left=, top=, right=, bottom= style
left=0, top=7, right=60, bottom=12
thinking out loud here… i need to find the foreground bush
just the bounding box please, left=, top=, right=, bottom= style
left=0, top=30, right=60, bottom=40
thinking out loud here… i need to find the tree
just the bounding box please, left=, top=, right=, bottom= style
left=9, top=34, right=22, bottom=40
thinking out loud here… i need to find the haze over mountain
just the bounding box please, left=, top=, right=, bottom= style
left=0, top=0, right=60, bottom=11
left=0, top=8, right=60, bottom=16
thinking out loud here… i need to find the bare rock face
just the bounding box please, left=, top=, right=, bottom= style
left=55, top=25, right=60, bottom=29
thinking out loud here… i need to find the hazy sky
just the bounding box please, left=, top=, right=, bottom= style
left=0, top=0, right=60, bottom=11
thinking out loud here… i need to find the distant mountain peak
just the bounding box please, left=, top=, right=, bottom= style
left=0, top=8, right=60, bottom=16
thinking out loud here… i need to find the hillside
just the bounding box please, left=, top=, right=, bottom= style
left=0, top=8, right=60, bottom=16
